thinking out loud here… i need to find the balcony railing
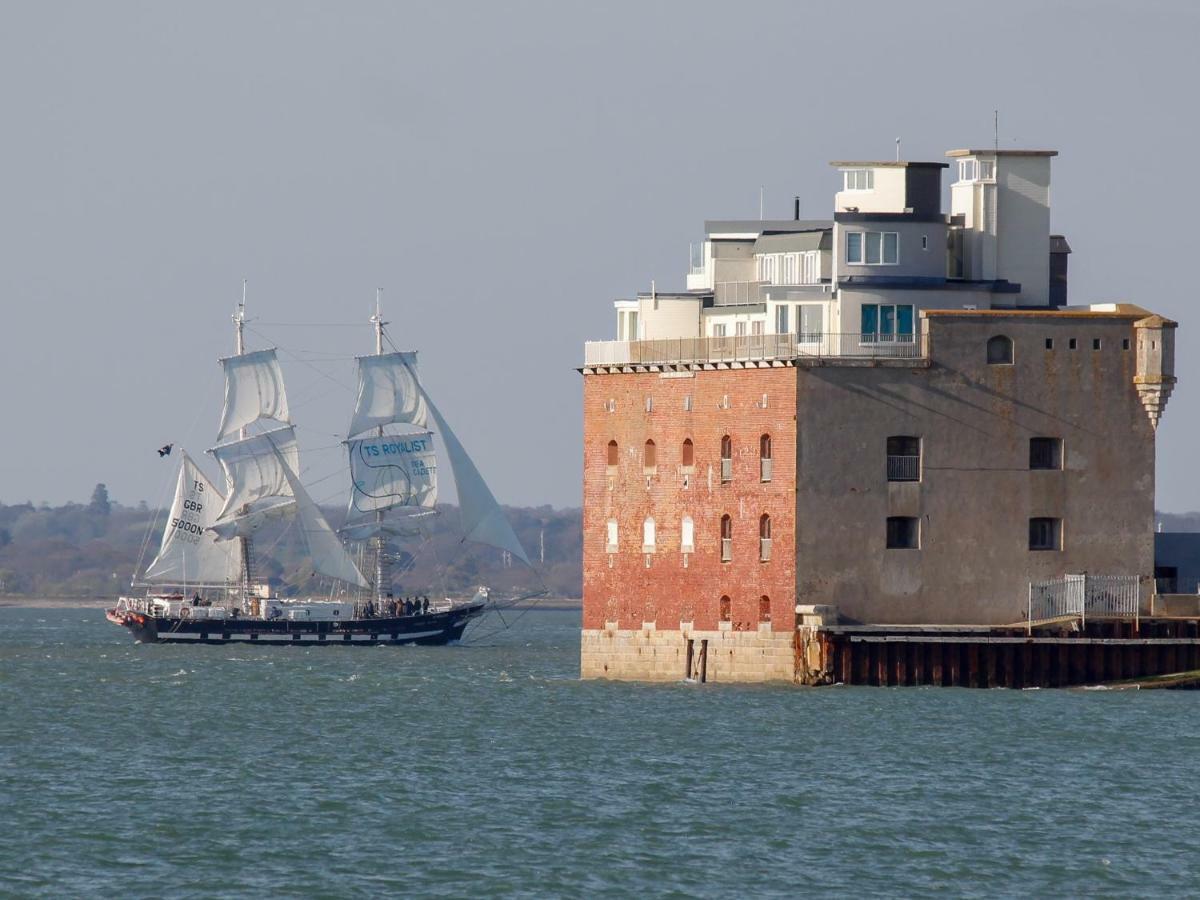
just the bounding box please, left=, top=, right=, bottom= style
left=1027, top=574, right=1140, bottom=630
left=886, top=455, right=921, bottom=482
left=583, top=332, right=927, bottom=367
left=714, top=281, right=766, bottom=306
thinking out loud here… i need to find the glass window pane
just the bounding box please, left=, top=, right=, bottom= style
left=880, top=305, right=896, bottom=336
left=866, top=232, right=881, bottom=264
left=800, top=304, right=823, bottom=339
left=883, top=232, right=898, bottom=264
left=897, top=305, right=914, bottom=335
left=846, top=232, right=863, bottom=263
left=775, top=305, right=788, bottom=333
left=861, top=304, right=878, bottom=336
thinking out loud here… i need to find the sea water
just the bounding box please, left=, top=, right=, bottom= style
left=1, top=607, right=1197, bottom=897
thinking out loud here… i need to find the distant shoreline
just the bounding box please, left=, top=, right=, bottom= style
left=0, top=596, right=582, bottom=611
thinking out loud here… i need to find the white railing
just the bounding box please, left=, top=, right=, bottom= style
left=583, top=333, right=928, bottom=367
left=1027, top=574, right=1140, bottom=631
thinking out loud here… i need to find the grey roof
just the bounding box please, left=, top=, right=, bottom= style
left=754, top=231, right=831, bottom=253
left=1050, top=235, right=1072, bottom=254
left=705, top=219, right=833, bottom=237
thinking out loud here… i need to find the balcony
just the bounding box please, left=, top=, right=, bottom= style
left=583, top=332, right=928, bottom=368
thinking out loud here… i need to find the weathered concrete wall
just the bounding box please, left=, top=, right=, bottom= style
left=582, top=367, right=797, bottom=636
left=580, top=623, right=796, bottom=683
left=795, top=311, right=1155, bottom=625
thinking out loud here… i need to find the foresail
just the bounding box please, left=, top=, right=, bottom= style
left=348, top=351, right=427, bottom=438
left=145, top=453, right=240, bottom=583
left=210, top=426, right=299, bottom=536
left=277, top=448, right=369, bottom=587
left=346, top=432, right=438, bottom=522
left=216, top=348, right=292, bottom=443
left=421, top=390, right=531, bottom=566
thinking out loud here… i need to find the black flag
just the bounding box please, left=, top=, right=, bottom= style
left=157, top=443, right=173, bottom=457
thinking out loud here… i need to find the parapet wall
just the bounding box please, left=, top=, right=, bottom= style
left=580, top=622, right=796, bottom=683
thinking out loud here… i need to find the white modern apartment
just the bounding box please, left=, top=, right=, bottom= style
left=594, top=148, right=1069, bottom=367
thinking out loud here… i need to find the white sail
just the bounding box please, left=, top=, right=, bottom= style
left=348, top=351, right=427, bottom=438
left=346, top=431, right=438, bottom=521
left=421, top=390, right=531, bottom=566
left=210, top=426, right=299, bottom=537
left=216, top=348, right=292, bottom=443
left=277, top=448, right=369, bottom=587
left=144, top=453, right=240, bottom=583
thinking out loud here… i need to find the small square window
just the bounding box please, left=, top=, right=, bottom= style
left=886, top=516, right=919, bottom=549
left=1045, top=338, right=1054, bottom=350
left=921, top=235, right=929, bottom=250
left=1122, top=338, right=1130, bottom=351
left=1092, top=338, right=1102, bottom=351
left=1029, top=517, right=1061, bottom=551
left=1068, top=338, right=1078, bottom=350
left=1029, top=437, right=1063, bottom=470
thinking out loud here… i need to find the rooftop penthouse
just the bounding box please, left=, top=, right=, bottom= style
left=586, top=149, right=1074, bottom=368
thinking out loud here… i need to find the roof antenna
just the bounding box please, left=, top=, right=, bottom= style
left=759, top=185, right=764, bottom=221
left=994, top=110, right=999, bottom=152
left=895, top=137, right=901, bottom=162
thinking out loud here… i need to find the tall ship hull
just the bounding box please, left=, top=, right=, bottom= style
left=106, top=595, right=486, bottom=645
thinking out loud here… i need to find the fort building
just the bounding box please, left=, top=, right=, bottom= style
left=580, top=147, right=1186, bottom=686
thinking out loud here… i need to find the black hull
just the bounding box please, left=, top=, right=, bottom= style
left=108, top=603, right=486, bottom=646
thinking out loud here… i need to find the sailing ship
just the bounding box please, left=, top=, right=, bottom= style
left=106, top=294, right=532, bottom=645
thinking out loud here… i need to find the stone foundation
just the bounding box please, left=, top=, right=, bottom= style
left=580, top=621, right=796, bottom=683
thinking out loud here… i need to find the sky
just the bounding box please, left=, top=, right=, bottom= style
left=1, top=0, right=1198, bottom=512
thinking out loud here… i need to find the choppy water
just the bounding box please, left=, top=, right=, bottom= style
left=1, top=607, right=1198, bottom=897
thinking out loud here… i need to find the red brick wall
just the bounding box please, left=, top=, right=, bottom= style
left=582, top=367, right=797, bottom=632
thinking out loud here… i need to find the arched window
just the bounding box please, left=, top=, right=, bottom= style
left=720, top=435, right=733, bottom=483
left=606, top=518, right=618, bottom=551
left=758, top=595, right=771, bottom=623
left=720, top=514, right=732, bottom=562
left=681, top=438, right=694, bottom=469
left=607, top=440, right=618, bottom=467
left=644, top=439, right=657, bottom=472
left=759, top=434, right=773, bottom=482
left=681, top=515, right=694, bottom=552
left=759, top=514, right=772, bottom=561
left=987, top=334, right=1014, bottom=365
left=719, top=595, right=732, bottom=622
left=642, top=516, right=655, bottom=551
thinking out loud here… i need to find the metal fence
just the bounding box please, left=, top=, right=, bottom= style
left=583, top=332, right=928, bottom=367
left=1027, top=574, right=1140, bottom=631
left=713, top=281, right=766, bottom=306
left=886, top=455, right=920, bottom=482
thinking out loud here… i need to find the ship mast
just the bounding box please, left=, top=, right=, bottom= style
left=234, top=280, right=254, bottom=607
left=370, top=288, right=389, bottom=606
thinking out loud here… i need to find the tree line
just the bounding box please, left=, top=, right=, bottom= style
left=0, top=484, right=582, bottom=599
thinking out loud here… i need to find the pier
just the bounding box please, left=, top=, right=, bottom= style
left=796, top=618, right=1200, bottom=688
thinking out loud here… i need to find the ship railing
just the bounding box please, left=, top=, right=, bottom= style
left=583, top=332, right=928, bottom=367
left=1027, top=574, right=1141, bottom=632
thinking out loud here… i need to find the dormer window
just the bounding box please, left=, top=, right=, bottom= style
left=843, top=169, right=874, bottom=191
